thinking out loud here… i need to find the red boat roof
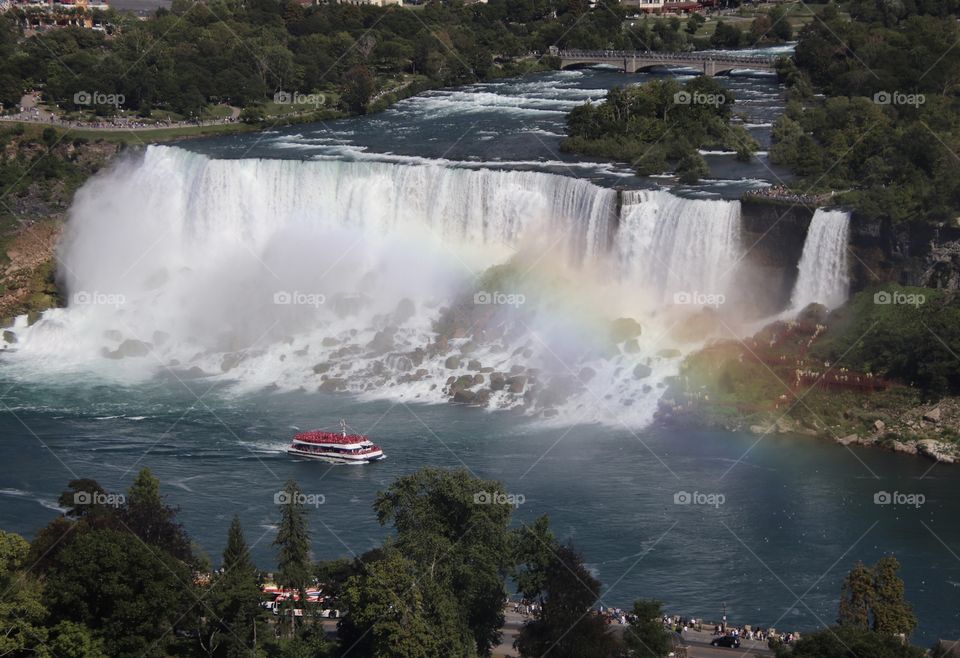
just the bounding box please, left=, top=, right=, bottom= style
left=294, top=431, right=371, bottom=445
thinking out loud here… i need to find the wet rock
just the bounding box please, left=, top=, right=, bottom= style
left=507, top=375, right=527, bottom=394
left=2, top=330, right=16, bottom=344
left=509, top=365, right=525, bottom=375
left=610, top=317, right=642, bottom=343
left=453, top=389, right=476, bottom=404
left=917, top=439, right=956, bottom=463
left=103, top=339, right=151, bottom=359
left=472, top=374, right=484, bottom=385
left=410, top=348, right=425, bottom=367
left=322, top=337, right=340, bottom=347
left=446, top=376, right=456, bottom=385
left=467, top=359, right=482, bottom=371
left=26, top=311, right=42, bottom=326
left=319, top=378, right=347, bottom=393
left=633, top=364, right=652, bottom=379
left=0, top=317, right=13, bottom=329
left=312, top=362, right=332, bottom=374
left=367, top=328, right=396, bottom=355
left=444, top=355, right=461, bottom=369
left=221, top=352, right=245, bottom=372
left=642, top=384, right=652, bottom=394
left=480, top=366, right=494, bottom=373
left=836, top=434, right=860, bottom=446
left=889, top=440, right=917, bottom=455
left=474, top=388, right=492, bottom=406
left=490, top=372, right=507, bottom=391
left=393, top=298, right=416, bottom=324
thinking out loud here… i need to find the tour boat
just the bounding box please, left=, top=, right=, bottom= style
left=286, top=420, right=385, bottom=464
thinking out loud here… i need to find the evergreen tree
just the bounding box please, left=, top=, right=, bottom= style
left=274, top=480, right=312, bottom=636
left=838, top=560, right=873, bottom=629
left=120, top=467, right=193, bottom=562
left=203, top=517, right=264, bottom=657
left=871, top=556, right=917, bottom=636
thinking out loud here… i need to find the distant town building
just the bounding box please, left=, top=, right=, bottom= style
left=621, top=0, right=702, bottom=13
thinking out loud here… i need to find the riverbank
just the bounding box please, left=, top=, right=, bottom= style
left=657, top=296, right=960, bottom=466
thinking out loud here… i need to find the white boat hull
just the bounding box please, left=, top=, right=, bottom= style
left=286, top=448, right=386, bottom=464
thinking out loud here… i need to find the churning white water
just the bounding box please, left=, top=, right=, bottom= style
left=1, top=146, right=767, bottom=426
left=790, top=209, right=850, bottom=310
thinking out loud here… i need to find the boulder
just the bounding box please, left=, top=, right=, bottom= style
left=490, top=372, right=507, bottom=391
left=453, top=389, right=476, bottom=404
left=444, top=355, right=461, bottom=369
left=103, top=339, right=151, bottom=359
left=836, top=434, right=860, bottom=446
left=312, top=362, right=332, bottom=374
left=917, top=439, right=956, bottom=463
left=467, top=359, right=482, bottom=371
left=633, top=363, right=652, bottom=380
left=923, top=406, right=942, bottom=423
left=507, top=375, right=527, bottom=394
left=874, top=419, right=886, bottom=432
left=2, top=330, right=16, bottom=344
left=321, top=337, right=340, bottom=347
left=221, top=352, right=245, bottom=372
left=509, top=365, right=525, bottom=375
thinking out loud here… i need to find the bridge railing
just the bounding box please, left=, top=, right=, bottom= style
left=557, top=49, right=776, bottom=64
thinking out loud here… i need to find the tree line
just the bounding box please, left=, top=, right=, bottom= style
left=771, top=0, right=960, bottom=224
left=0, top=465, right=934, bottom=658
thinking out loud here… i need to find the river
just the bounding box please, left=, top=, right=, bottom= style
left=1, top=51, right=958, bottom=644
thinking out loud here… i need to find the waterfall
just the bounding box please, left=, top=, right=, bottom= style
left=616, top=190, right=742, bottom=303
left=1, top=145, right=751, bottom=428
left=790, top=209, right=850, bottom=310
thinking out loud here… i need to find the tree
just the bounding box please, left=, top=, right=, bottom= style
left=43, top=529, right=194, bottom=658
left=342, top=64, right=374, bottom=115
left=624, top=599, right=672, bottom=658
left=338, top=548, right=472, bottom=658
left=837, top=561, right=873, bottom=629
left=779, top=625, right=926, bottom=658
left=120, top=467, right=193, bottom=562
left=871, top=556, right=917, bottom=636
left=0, top=530, right=52, bottom=658
left=274, top=479, right=312, bottom=636
left=201, top=517, right=264, bottom=657
left=514, top=544, right=622, bottom=658
left=374, top=467, right=514, bottom=656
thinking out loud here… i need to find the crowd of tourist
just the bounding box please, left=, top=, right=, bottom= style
left=745, top=184, right=832, bottom=206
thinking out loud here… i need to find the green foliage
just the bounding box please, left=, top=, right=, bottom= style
left=339, top=548, right=474, bottom=658
left=43, top=528, right=194, bottom=658
left=836, top=556, right=918, bottom=638
left=780, top=8, right=960, bottom=223
left=624, top=599, right=672, bottom=658
left=274, top=479, right=312, bottom=597
left=563, top=77, right=756, bottom=182
left=120, top=467, right=194, bottom=563
left=373, top=467, right=514, bottom=655
left=778, top=624, right=926, bottom=658
left=514, top=544, right=622, bottom=658
left=811, top=286, right=960, bottom=397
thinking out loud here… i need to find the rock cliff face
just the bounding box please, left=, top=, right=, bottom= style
left=738, top=198, right=960, bottom=307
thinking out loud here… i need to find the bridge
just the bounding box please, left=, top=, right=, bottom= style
left=555, top=49, right=779, bottom=76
